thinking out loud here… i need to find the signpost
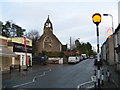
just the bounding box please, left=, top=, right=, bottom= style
left=92, top=13, right=101, bottom=88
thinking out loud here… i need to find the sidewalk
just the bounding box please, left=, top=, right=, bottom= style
left=89, top=61, right=120, bottom=90
left=103, top=62, right=120, bottom=89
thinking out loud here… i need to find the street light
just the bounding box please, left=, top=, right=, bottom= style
left=103, top=13, right=116, bottom=72
left=103, top=14, right=114, bottom=33
left=92, top=13, right=102, bottom=88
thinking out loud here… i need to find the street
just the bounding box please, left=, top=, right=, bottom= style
left=3, top=59, right=95, bottom=88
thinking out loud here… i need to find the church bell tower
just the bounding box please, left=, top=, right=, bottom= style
left=43, top=15, right=53, bottom=33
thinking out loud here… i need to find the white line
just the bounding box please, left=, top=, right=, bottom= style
left=111, top=79, right=119, bottom=88
left=78, top=81, right=93, bottom=86
left=13, top=81, right=33, bottom=88
left=13, top=69, right=52, bottom=88
left=87, top=85, right=94, bottom=88
left=77, top=81, right=93, bottom=88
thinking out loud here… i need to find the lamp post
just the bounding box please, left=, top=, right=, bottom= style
left=92, top=13, right=102, bottom=88
left=103, top=13, right=116, bottom=71
left=103, top=14, right=114, bottom=33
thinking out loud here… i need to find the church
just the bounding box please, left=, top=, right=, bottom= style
left=36, top=16, right=64, bottom=53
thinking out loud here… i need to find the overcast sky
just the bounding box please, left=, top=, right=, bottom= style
left=0, top=0, right=120, bottom=51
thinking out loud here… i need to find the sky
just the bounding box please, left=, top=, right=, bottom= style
left=0, top=0, right=120, bottom=51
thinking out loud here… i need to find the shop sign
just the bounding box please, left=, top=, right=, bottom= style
left=13, top=43, right=32, bottom=53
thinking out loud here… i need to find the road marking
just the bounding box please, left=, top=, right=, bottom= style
left=111, top=79, right=119, bottom=88
left=87, top=85, right=94, bottom=88
left=13, top=68, right=52, bottom=88
left=91, top=76, right=96, bottom=82
left=77, top=81, right=93, bottom=89
left=32, top=76, right=36, bottom=82
left=13, top=81, right=33, bottom=88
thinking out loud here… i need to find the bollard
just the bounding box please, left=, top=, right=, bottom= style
left=94, top=69, right=97, bottom=88
left=107, top=69, right=110, bottom=82
left=101, top=69, right=104, bottom=86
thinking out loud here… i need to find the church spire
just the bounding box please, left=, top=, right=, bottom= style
left=44, top=15, right=53, bottom=32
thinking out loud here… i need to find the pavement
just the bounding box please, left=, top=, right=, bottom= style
left=89, top=61, right=120, bottom=90
left=103, top=61, right=120, bottom=89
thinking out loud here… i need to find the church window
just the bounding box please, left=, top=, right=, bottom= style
left=44, top=36, right=52, bottom=49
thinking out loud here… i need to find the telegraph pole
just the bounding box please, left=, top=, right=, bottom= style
left=70, top=37, right=72, bottom=50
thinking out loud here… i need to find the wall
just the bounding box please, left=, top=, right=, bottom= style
left=0, top=36, right=7, bottom=46
left=2, top=56, right=12, bottom=71
left=101, top=43, right=106, bottom=61
left=108, top=36, right=115, bottom=65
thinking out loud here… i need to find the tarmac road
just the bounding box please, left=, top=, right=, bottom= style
left=3, top=59, right=95, bottom=88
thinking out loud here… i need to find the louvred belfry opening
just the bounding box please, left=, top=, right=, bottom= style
left=44, top=15, right=53, bottom=33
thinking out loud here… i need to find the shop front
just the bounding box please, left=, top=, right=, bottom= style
left=13, top=43, right=32, bottom=67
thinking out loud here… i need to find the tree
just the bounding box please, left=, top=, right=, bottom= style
left=14, top=24, right=25, bottom=37
left=75, top=39, right=80, bottom=50
left=25, top=30, right=40, bottom=55
left=2, top=21, right=26, bottom=37
left=2, top=21, right=11, bottom=37
left=74, top=40, right=96, bottom=57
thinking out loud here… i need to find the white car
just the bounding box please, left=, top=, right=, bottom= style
left=68, top=56, right=79, bottom=64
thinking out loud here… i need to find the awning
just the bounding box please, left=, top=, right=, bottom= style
left=0, top=46, right=16, bottom=56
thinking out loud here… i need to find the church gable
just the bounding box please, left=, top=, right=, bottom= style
left=37, top=16, right=62, bottom=53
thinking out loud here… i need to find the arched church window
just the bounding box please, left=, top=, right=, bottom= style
left=44, top=36, right=52, bottom=49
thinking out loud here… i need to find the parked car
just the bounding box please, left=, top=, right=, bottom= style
left=90, top=55, right=94, bottom=59
left=76, top=56, right=80, bottom=63
left=68, top=56, right=79, bottom=64
left=81, top=54, right=87, bottom=60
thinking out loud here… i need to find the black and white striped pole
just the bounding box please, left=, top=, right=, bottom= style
left=94, top=69, right=97, bottom=88
left=92, top=13, right=102, bottom=88
left=107, top=69, right=110, bottom=82
left=101, top=69, right=104, bottom=86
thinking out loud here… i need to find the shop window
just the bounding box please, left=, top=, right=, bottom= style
left=26, top=40, right=30, bottom=45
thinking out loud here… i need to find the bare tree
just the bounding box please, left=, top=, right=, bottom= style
left=25, top=30, right=40, bottom=55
